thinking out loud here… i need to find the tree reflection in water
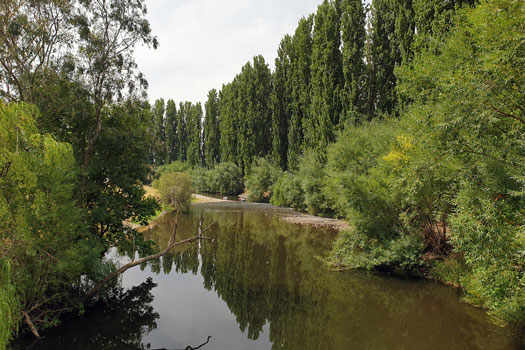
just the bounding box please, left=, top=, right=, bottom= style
left=12, top=279, right=159, bottom=350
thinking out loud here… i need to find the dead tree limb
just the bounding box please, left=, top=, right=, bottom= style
left=86, top=213, right=208, bottom=299
left=22, top=311, right=41, bottom=339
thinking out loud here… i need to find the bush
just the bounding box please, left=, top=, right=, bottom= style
left=191, top=162, right=243, bottom=195
left=331, top=228, right=425, bottom=274
left=270, top=172, right=305, bottom=210
left=155, top=172, right=193, bottom=213
left=296, top=151, right=334, bottom=216
left=0, top=261, right=18, bottom=350
left=245, top=158, right=282, bottom=202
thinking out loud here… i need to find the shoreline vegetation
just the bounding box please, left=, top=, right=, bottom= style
left=1, top=0, right=523, bottom=348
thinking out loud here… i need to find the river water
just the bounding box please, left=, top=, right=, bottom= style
left=13, top=202, right=522, bottom=349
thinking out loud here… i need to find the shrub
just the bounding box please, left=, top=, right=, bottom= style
left=271, top=172, right=305, bottom=210
left=295, top=151, right=334, bottom=216
left=0, top=261, right=18, bottom=350
left=155, top=172, right=193, bottom=213
left=190, top=162, right=243, bottom=195
left=245, top=158, right=282, bottom=202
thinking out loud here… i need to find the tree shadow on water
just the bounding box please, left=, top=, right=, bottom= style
left=11, top=278, right=160, bottom=350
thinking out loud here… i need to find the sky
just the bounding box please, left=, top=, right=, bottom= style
left=134, top=0, right=325, bottom=105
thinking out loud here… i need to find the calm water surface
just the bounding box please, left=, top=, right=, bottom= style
left=13, top=203, right=523, bottom=349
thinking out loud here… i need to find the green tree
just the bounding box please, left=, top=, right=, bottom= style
left=165, top=99, right=178, bottom=163
left=186, top=102, right=203, bottom=167
left=340, top=0, right=367, bottom=121
left=152, top=98, right=166, bottom=165
left=271, top=36, right=293, bottom=169
left=218, top=82, right=239, bottom=165
left=288, top=15, right=313, bottom=169
left=177, top=102, right=190, bottom=161
left=306, top=0, right=343, bottom=154
left=0, top=102, right=103, bottom=337
left=156, top=172, right=193, bottom=213
left=203, top=89, right=220, bottom=167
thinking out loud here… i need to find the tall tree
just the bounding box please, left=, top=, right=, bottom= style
left=152, top=98, right=166, bottom=165
left=271, top=35, right=293, bottom=169
left=306, top=0, right=344, bottom=154
left=203, top=89, right=220, bottom=167
left=366, top=0, right=397, bottom=117
left=340, top=0, right=367, bottom=122
left=165, top=99, right=177, bottom=163
left=288, top=15, right=313, bottom=169
left=177, top=102, right=189, bottom=161
left=218, top=82, right=239, bottom=165
left=186, top=102, right=203, bottom=166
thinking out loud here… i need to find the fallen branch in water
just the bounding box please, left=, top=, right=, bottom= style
left=86, top=212, right=209, bottom=300
left=153, top=335, right=213, bottom=350
left=23, top=311, right=41, bottom=339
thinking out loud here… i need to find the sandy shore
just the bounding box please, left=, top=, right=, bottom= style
left=193, top=193, right=349, bottom=232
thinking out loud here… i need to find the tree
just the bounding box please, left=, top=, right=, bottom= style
left=271, top=35, right=293, bottom=169
left=306, top=0, right=343, bottom=154
left=203, top=89, right=220, bottom=167
left=340, top=0, right=367, bottom=121
left=186, top=102, right=203, bottom=167
left=177, top=102, right=189, bottom=161
left=218, top=82, right=239, bottom=165
left=288, top=15, right=313, bottom=169
left=0, top=102, right=102, bottom=337
left=152, top=98, right=166, bottom=165
left=165, top=99, right=178, bottom=163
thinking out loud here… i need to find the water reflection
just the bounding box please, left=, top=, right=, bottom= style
left=13, top=279, right=159, bottom=350
left=12, top=204, right=522, bottom=350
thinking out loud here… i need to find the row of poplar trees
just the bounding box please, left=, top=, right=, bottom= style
left=149, top=0, right=475, bottom=172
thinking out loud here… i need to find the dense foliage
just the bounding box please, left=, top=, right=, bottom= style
left=147, top=0, right=524, bottom=325
left=155, top=172, right=193, bottom=213
left=0, top=103, right=103, bottom=342
left=0, top=0, right=160, bottom=345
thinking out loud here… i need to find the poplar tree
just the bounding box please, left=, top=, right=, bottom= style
left=366, top=0, right=398, bottom=117
left=203, top=89, right=220, bottom=167
left=288, top=15, right=313, bottom=169
left=177, top=102, right=189, bottom=161
left=218, top=82, right=239, bottom=164
left=152, top=98, right=166, bottom=165
left=165, top=99, right=177, bottom=163
left=306, top=0, right=343, bottom=154
left=340, top=0, right=367, bottom=122
left=271, top=35, right=293, bottom=169
left=186, top=102, right=203, bottom=166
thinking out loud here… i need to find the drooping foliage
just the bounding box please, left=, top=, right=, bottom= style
left=0, top=103, right=103, bottom=337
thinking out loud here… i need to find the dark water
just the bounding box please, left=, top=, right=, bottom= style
left=13, top=203, right=522, bottom=350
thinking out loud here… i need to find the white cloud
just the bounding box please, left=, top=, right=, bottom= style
left=135, top=0, right=324, bottom=105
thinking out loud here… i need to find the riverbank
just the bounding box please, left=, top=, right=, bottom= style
left=191, top=193, right=349, bottom=232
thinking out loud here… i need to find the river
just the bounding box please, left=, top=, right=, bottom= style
left=12, top=202, right=522, bottom=349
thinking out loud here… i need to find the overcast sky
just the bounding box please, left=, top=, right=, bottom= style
left=134, top=0, right=325, bottom=105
